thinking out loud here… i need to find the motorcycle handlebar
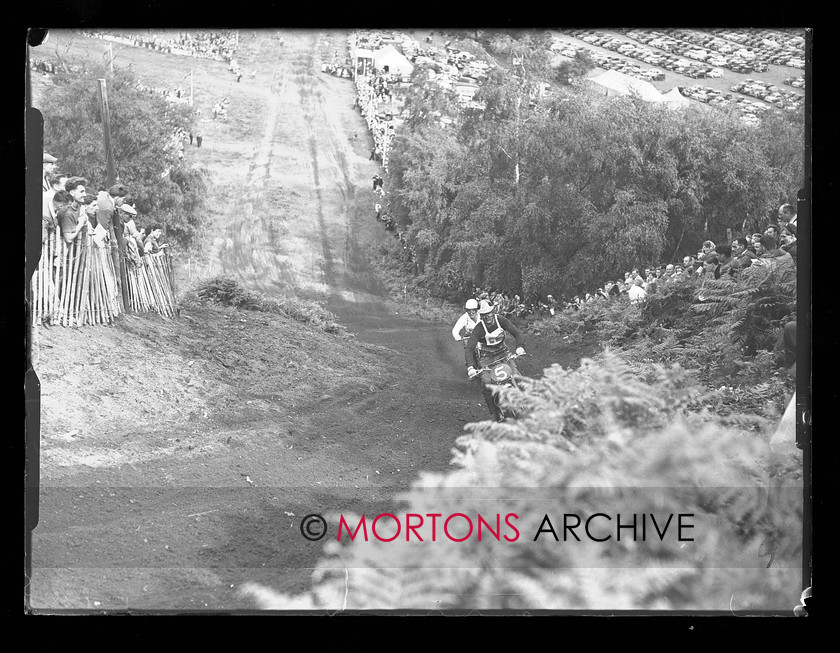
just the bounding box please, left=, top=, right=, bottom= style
left=468, top=352, right=527, bottom=378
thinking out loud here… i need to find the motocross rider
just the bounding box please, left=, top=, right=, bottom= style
left=465, top=300, right=526, bottom=422
left=452, top=298, right=480, bottom=345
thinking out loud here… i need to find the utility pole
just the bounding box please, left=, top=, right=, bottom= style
left=98, top=79, right=116, bottom=187
left=97, top=78, right=130, bottom=312
left=514, top=93, right=521, bottom=187
left=353, top=32, right=358, bottom=79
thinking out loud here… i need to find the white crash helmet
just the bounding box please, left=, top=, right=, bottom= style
left=478, top=300, right=494, bottom=314
left=465, top=298, right=479, bottom=310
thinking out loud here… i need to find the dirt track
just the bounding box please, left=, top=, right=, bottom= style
left=28, top=30, right=586, bottom=610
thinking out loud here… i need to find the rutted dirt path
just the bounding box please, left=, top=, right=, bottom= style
left=30, top=29, right=564, bottom=610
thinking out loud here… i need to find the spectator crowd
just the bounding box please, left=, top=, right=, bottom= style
left=449, top=208, right=798, bottom=321
left=81, top=30, right=238, bottom=64
left=41, top=151, right=169, bottom=260
left=37, top=150, right=178, bottom=327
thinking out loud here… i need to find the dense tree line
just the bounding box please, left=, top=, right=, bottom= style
left=386, top=65, right=804, bottom=302
left=39, top=62, right=208, bottom=248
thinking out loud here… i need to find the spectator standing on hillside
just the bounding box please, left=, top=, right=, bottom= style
left=721, top=236, right=754, bottom=276
left=54, top=189, right=89, bottom=244
left=144, top=224, right=167, bottom=254
left=96, top=183, right=129, bottom=250
left=778, top=203, right=797, bottom=228
left=628, top=276, right=647, bottom=304
left=697, top=240, right=716, bottom=265
left=42, top=152, right=58, bottom=192
left=42, top=172, right=68, bottom=231
left=746, top=234, right=795, bottom=276
left=64, top=177, right=88, bottom=217
left=82, top=192, right=98, bottom=221
left=118, top=203, right=142, bottom=242
left=118, top=204, right=143, bottom=265
left=780, top=226, right=797, bottom=261
left=764, top=224, right=781, bottom=248
left=710, top=244, right=733, bottom=278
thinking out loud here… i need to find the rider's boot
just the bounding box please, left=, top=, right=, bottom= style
left=482, top=386, right=503, bottom=422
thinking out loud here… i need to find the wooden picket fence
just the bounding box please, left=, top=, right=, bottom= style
left=31, top=228, right=177, bottom=326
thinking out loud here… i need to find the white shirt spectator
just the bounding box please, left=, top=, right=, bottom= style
left=628, top=280, right=647, bottom=304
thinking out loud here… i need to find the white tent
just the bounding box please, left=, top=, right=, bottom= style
left=587, top=70, right=689, bottom=107
left=662, top=87, right=690, bottom=106
left=373, top=44, right=414, bottom=77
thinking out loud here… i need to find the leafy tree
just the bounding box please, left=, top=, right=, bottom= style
left=40, top=61, right=208, bottom=248
left=554, top=49, right=596, bottom=85
left=401, top=67, right=460, bottom=130
left=381, top=35, right=804, bottom=301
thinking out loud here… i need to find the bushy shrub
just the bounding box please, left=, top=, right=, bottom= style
left=541, top=268, right=796, bottom=416
left=239, top=351, right=801, bottom=611
left=184, top=276, right=347, bottom=335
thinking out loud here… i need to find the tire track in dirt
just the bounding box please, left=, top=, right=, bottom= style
left=217, top=31, right=292, bottom=289
left=310, top=90, right=384, bottom=299
left=211, top=30, right=386, bottom=303
left=296, top=45, right=338, bottom=291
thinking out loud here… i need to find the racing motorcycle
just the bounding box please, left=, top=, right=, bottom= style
left=468, top=352, right=526, bottom=421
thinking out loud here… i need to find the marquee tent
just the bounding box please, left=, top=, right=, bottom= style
left=586, top=70, right=689, bottom=107
left=373, top=44, right=414, bottom=77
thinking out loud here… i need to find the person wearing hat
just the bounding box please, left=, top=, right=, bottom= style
left=118, top=203, right=144, bottom=266
left=464, top=300, right=526, bottom=422
left=118, top=202, right=142, bottom=246
left=43, top=152, right=58, bottom=192
left=452, top=298, right=480, bottom=345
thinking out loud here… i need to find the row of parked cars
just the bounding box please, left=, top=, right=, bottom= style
left=708, top=29, right=806, bottom=68
left=677, top=84, right=776, bottom=126
left=655, top=28, right=805, bottom=70
left=564, top=29, right=757, bottom=79
left=572, top=45, right=667, bottom=81
left=730, top=79, right=804, bottom=112
left=620, top=29, right=776, bottom=74
left=673, top=28, right=805, bottom=69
